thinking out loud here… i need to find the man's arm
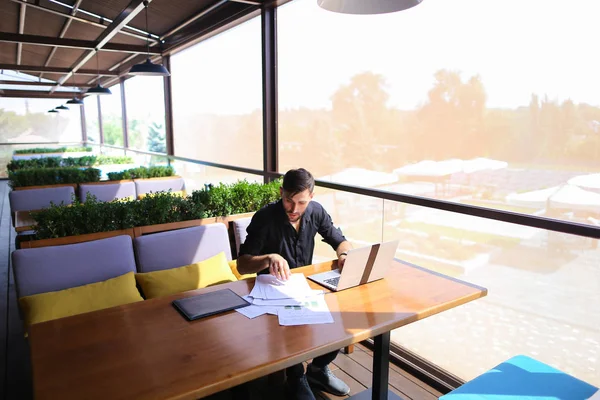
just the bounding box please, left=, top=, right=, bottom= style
left=335, top=240, right=353, bottom=268
left=237, top=254, right=291, bottom=280
left=315, top=204, right=352, bottom=267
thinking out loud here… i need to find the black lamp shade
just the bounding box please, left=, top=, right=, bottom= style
left=55, top=105, right=69, bottom=110
left=129, top=59, right=170, bottom=76
left=87, top=84, right=112, bottom=95
left=48, top=109, right=59, bottom=113
left=66, top=98, right=84, bottom=105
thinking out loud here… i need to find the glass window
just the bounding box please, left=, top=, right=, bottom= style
left=278, top=0, right=600, bottom=388
left=277, top=0, right=600, bottom=228
left=83, top=96, right=100, bottom=143
left=0, top=98, right=81, bottom=143
left=124, top=76, right=166, bottom=153
left=99, top=84, right=124, bottom=146
left=171, top=16, right=262, bottom=169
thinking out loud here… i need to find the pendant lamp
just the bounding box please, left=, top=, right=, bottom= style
left=317, top=0, right=423, bottom=14
left=66, top=97, right=84, bottom=105
left=56, top=105, right=69, bottom=110
left=48, top=109, right=59, bottom=113
left=129, top=1, right=170, bottom=76
left=86, top=50, right=112, bottom=95
left=66, top=75, right=85, bottom=105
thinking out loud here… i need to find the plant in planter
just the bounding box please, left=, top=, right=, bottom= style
left=13, top=146, right=92, bottom=154
left=8, top=167, right=101, bottom=188
left=192, top=179, right=281, bottom=217
left=32, top=191, right=206, bottom=240
left=107, top=165, right=175, bottom=180
left=7, top=155, right=135, bottom=172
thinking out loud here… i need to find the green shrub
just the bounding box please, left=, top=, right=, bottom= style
left=7, top=155, right=134, bottom=172
left=107, top=165, right=175, bottom=180
left=33, top=191, right=206, bottom=239
left=8, top=167, right=101, bottom=188
left=7, top=157, right=64, bottom=171
left=93, top=155, right=134, bottom=165
left=193, top=179, right=281, bottom=217
left=31, top=179, right=281, bottom=239
left=14, top=146, right=92, bottom=154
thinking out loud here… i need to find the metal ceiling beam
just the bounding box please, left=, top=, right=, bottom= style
left=0, top=63, right=118, bottom=76
left=229, top=0, right=262, bottom=5
left=16, top=1, right=26, bottom=66
left=0, top=89, right=83, bottom=98
left=51, top=0, right=153, bottom=93
left=96, top=0, right=231, bottom=87
left=159, top=0, right=228, bottom=40
left=0, top=80, right=94, bottom=88
left=8, top=0, right=157, bottom=44
left=0, top=32, right=161, bottom=54
left=41, top=0, right=83, bottom=80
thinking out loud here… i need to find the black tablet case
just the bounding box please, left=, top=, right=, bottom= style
left=172, top=288, right=251, bottom=321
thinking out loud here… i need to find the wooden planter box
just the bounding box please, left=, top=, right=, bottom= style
left=19, top=212, right=255, bottom=250
left=133, top=211, right=255, bottom=237
left=19, top=228, right=135, bottom=249
left=12, top=151, right=93, bottom=161
left=13, top=183, right=79, bottom=191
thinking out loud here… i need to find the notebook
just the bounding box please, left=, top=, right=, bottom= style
left=172, top=288, right=251, bottom=321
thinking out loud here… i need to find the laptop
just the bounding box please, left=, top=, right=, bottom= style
left=307, top=240, right=399, bottom=291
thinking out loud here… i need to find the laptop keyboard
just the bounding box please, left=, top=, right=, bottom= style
left=324, top=277, right=340, bottom=288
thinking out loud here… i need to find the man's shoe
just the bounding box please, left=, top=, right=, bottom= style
left=286, top=375, right=316, bottom=400
left=306, top=364, right=351, bottom=396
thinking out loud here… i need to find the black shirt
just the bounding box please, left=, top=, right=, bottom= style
left=238, top=199, right=346, bottom=273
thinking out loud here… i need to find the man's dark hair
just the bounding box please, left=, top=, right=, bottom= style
left=282, top=168, right=315, bottom=196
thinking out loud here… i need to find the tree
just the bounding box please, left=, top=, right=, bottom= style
left=147, top=121, right=166, bottom=153
left=417, top=70, right=487, bottom=160
left=330, top=72, right=394, bottom=170
left=101, top=116, right=124, bottom=146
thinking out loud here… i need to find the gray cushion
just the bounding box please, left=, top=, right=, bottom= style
left=134, top=224, right=232, bottom=273
left=233, top=217, right=252, bottom=256
left=9, top=186, right=75, bottom=213
left=134, top=177, right=185, bottom=197
left=12, top=235, right=137, bottom=298
left=79, top=181, right=136, bottom=202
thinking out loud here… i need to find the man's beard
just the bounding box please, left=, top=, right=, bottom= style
left=287, top=212, right=301, bottom=222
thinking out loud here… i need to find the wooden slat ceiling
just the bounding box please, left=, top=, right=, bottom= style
left=0, top=0, right=264, bottom=98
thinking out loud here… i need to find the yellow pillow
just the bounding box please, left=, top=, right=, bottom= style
left=135, top=252, right=237, bottom=299
left=19, top=271, right=143, bottom=330
left=115, top=195, right=135, bottom=203
left=137, top=190, right=186, bottom=200
left=228, top=260, right=257, bottom=280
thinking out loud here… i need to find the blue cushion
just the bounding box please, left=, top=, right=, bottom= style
left=441, top=355, right=598, bottom=400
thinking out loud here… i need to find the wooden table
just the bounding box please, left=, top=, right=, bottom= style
left=15, top=210, right=37, bottom=233
left=29, top=259, right=487, bottom=400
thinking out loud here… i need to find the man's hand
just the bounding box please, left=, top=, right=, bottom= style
left=268, top=254, right=291, bottom=281
left=338, top=253, right=347, bottom=270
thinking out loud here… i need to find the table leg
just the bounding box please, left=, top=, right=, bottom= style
left=347, top=332, right=403, bottom=400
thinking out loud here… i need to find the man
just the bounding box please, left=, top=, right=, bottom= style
left=237, top=168, right=353, bottom=400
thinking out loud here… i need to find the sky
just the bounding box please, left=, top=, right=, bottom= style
left=2, top=0, right=600, bottom=116
left=170, top=0, right=600, bottom=114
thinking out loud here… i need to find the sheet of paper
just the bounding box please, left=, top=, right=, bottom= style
left=235, top=296, right=269, bottom=319
left=278, top=294, right=334, bottom=326
left=251, top=290, right=324, bottom=306
left=249, top=273, right=314, bottom=300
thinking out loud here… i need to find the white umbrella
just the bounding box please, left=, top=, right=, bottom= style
left=462, top=158, right=508, bottom=174
left=567, top=173, right=600, bottom=191
left=549, top=184, right=600, bottom=211
left=318, top=168, right=398, bottom=188
left=394, top=159, right=463, bottom=177
left=505, top=186, right=560, bottom=209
